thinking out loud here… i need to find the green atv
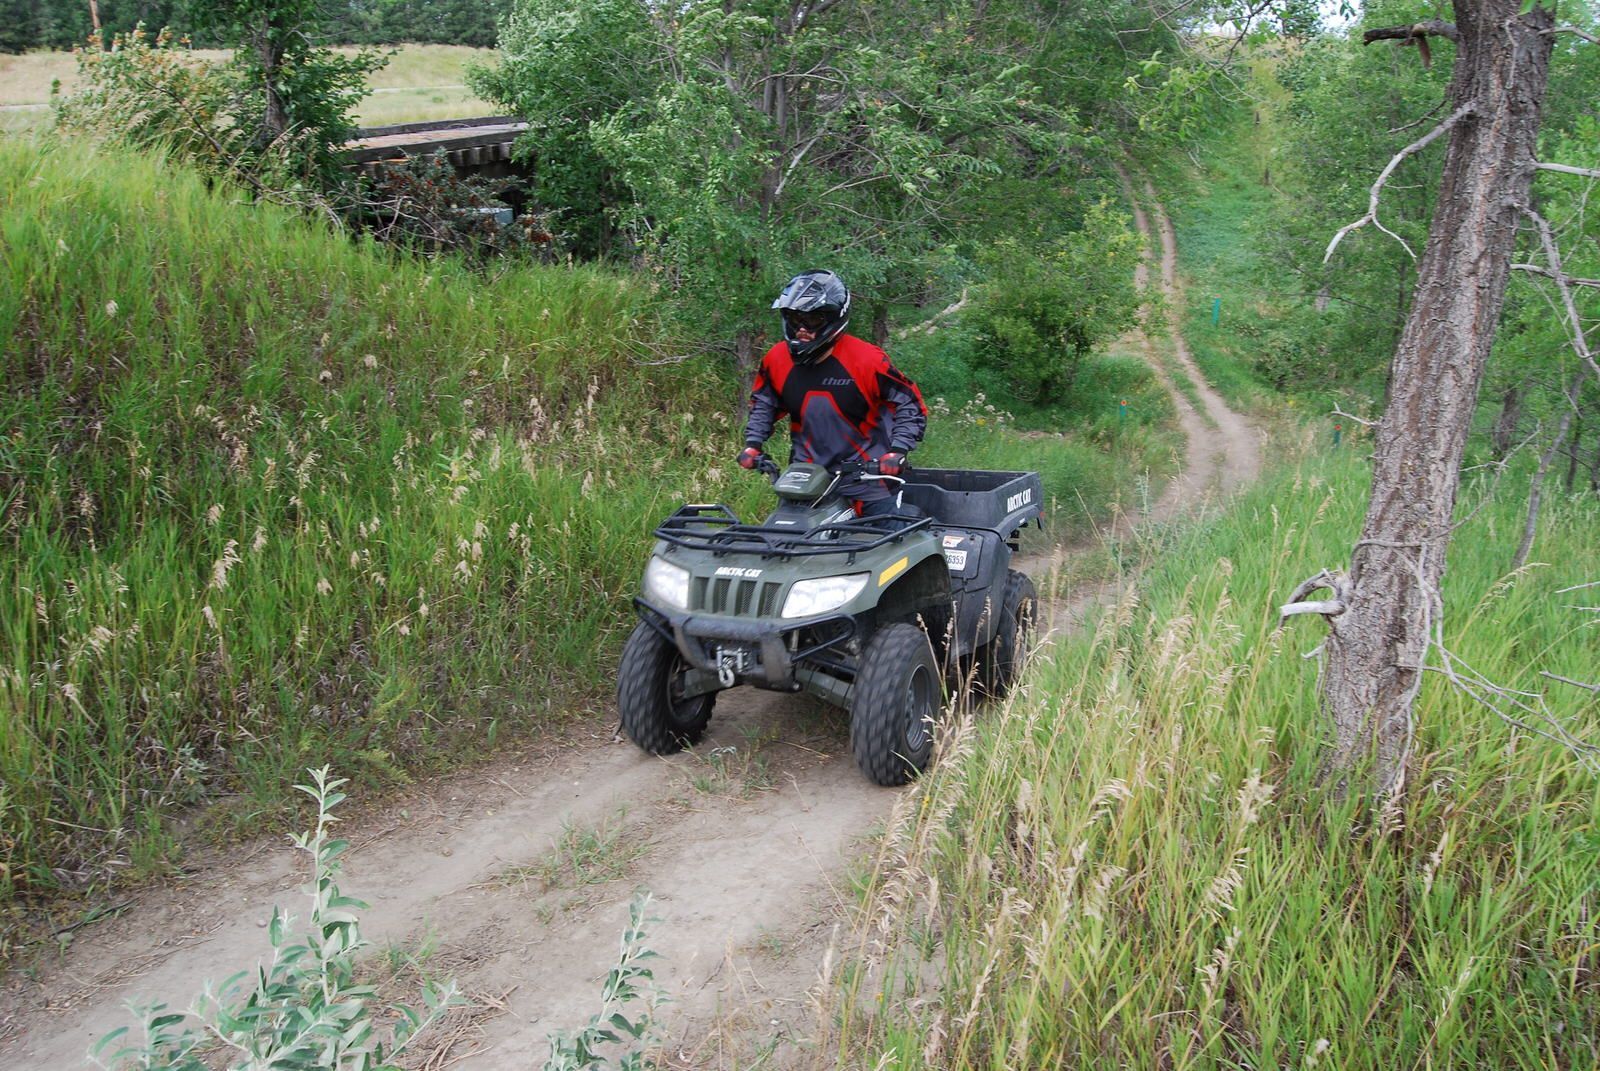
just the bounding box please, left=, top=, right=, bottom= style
left=618, top=456, right=1042, bottom=785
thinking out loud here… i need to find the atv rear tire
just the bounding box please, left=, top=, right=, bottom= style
left=617, top=622, right=714, bottom=754
left=975, top=569, right=1037, bottom=698
left=851, top=623, right=942, bottom=786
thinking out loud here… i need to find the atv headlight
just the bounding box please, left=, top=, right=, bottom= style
left=643, top=556, right=690, bottom=610
left=782, top=572, right=869, bottom=619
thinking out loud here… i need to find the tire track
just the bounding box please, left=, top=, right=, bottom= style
left=1, top=176, right=1264, bottom=1071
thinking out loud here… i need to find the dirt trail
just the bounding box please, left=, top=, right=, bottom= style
left=1113, top=164, right=1262, bottom=516
left=1, top=179, right=1262, bottom=1071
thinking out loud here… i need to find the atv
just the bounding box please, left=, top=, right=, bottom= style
left=618, top=455, right=1042, bottom=785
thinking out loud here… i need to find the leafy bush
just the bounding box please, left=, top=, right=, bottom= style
left=966, top=200, right=1141, bottom=405
left=91, top=769, right=460, bottom=1071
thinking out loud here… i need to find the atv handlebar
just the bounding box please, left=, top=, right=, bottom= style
left=743, top=453, right=905, bottom=487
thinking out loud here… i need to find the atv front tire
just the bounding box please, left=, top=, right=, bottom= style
left=617, top=622, right=714, bottom=754
left=851, top=623, right=942, bottom=786
left=975, top=569, right=1037, bottom=698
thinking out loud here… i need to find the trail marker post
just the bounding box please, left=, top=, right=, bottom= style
left=1333, top=423, right=1342, bottom=448
left=1211, top=298, right=1221, bottom=325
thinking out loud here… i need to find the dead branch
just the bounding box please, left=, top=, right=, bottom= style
left=1511, top=262, right=1600, bottom=288
left=1363, top=20, right=1460, bottom=45
left=1331, top=405, right=1377, bottom=428
left=897, top=289, right=971, bottom=339
left=1324, top=102, right=1475, bottom=264
left=1549, top=25, right=1599, bottom=44
left=1541, top=672, right=1600, bottom=695
left=1278, top=570, right=1348, bottom=625
left=1556, top=580, right=1600, bottom=594
left=1535, top=161, right=1600, bottom=180
left=1521, top=206, right=1600, bottom=382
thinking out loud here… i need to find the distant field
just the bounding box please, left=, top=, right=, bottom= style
left=0, top=43, right=496, bottom=129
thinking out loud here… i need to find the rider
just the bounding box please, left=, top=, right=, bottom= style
left=739, top=270, right=927, bottom=516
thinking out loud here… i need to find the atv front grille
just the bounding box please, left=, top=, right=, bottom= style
left=693, top=576, right=784, bottom=617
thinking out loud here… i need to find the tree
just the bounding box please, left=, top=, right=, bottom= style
left=188, top=0, right=384, bottom=184
left=1282, top=0, right=1584, bottom=794
left=474, top=1, right=1105, bottom=365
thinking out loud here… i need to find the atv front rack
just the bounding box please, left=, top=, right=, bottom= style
left=654, top=504, right=932, bottom=560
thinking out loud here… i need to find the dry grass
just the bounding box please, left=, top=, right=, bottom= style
left=0, top=43, right=494, bottom=129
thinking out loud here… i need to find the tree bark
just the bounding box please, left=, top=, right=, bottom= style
left=1513, top=386, right=1577, bottom=570
left=1491, top=384, right=1524, bottom=459
left=1566, top=414, right=1582, bottom=492
left=1319, top=0, right=1555, bottom=793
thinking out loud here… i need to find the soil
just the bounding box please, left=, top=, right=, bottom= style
left=0, top=183, right=1262, bottom=1071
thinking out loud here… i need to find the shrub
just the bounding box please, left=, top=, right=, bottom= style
left=966, top=200, right=1141, bottom=405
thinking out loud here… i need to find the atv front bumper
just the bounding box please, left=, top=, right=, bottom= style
left=634, top=599, right=855, bottom=691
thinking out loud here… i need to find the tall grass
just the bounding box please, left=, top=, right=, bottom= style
left=834, top=439, right=1600, bottom=1069
left=0, top=139, right=1178, bottom=914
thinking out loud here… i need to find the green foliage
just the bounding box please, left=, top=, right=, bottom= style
left=55, top=18, right=381, bottom=195
left=188, top=0, right=386, bottom=185
left=835, top=445, right=1600, bottom=1068
left=91, top=768, right=461, bottom=1071
left=543, top=893, right=662, bottom=1071
left=474, top=0, right=1085, bottom=347
left=965, top=200, right=1142, bottom=405
left=54, top=27, right=236, bottom=164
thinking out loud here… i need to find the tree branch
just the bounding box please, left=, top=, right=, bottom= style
left=1363, top=20, right=1460, bottom=45
left=1324, top=102, right=1475, bottom=264
left=1548, top=25, right=1599, bottom=45
left=1511, top=263, right=1600, bottom=288
left=1535, top=161, right=1600, bottom=180
left=1521, top=206, right=1600, bottom=382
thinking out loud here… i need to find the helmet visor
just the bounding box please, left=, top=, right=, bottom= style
left=783, top=308, right=832, bottom=334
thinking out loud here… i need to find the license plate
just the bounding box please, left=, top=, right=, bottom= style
left=943, top=549, right=968, bottom=570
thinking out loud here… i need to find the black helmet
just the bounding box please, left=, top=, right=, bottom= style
left=773, top=269, right=850, bottom=361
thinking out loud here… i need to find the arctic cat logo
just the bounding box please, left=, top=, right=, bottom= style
left=1006, top=488, right=1033, bottom=512
left=715, top=566, right=763, bottom=578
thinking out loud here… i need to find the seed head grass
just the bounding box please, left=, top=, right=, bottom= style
left=0, top=138, right=1178, bottom=933
left=834, top=444, right=1600, bottom=1069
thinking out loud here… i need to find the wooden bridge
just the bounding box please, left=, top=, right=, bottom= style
left=345, top=115, right=529, bottom=176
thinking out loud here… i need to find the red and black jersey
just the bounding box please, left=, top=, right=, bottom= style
left=743, top=334, right=927, bottom=500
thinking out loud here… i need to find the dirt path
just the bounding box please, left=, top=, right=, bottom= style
left=0, top=180, right=1262, bottom=1071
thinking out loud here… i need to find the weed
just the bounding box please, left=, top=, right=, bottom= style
left=687, top=726, right=779, bottom=799
left=543, top=893, right=664, bottom=1071
left=501, top=811, right=646, bottom=892
left=90, top=768, right=462, bottom=1071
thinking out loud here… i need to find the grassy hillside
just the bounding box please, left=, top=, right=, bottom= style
left=833, top=439, right=1600, bottom=1068
left=0, top=139, right=1176, bottom=927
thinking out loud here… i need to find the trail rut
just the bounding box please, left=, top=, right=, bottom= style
left=1, top=177, right=1262, bottom=1070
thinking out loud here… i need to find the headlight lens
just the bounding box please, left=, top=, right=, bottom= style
left=782, top=573, right=869, bottom=619
left=643, top=556, right=690, bottom=610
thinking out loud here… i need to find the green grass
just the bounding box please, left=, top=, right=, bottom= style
left=0, top=139, right=1180, bottom=938
left=831, top=442, right=1600, bottom=1069
left=1145, top=95, right=1289, bottom=416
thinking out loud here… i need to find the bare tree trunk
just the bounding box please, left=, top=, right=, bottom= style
left=1491, top=384, right=1524, bottom=459
left=1318, top=0, right=1555, bottom=793
left=1513, top=388, right=1578, bottom=570
left=1566, top=415, right=1582, bottom=492
left=256, top=16, right=289, bottom=150
left=88, top=0, right=100, bottom=32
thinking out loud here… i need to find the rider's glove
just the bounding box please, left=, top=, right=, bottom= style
left=738, top=445, right=764, bottom=470
left=877, top=451, right=905, bottom=477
